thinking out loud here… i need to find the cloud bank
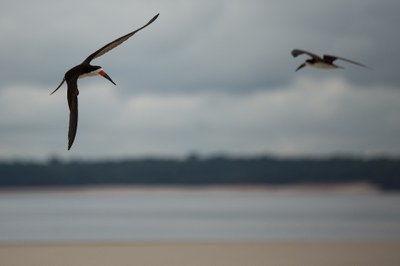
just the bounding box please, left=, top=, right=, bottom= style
left=1, top=77, right=399, bottom=160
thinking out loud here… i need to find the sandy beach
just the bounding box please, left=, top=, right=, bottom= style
left=1, top=241, right=399, bottom=266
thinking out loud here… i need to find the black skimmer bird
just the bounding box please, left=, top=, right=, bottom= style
left=291, top=49, right=368, bottom=71
left=51, top=13, right=159, bottom=150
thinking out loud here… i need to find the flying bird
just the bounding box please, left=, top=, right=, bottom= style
left=291, top=49, right=368, bottom=71
left=51, top=13, right=159, bottom=150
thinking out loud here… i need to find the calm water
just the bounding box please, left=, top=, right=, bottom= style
left=0, top=188, right=399, bottom=243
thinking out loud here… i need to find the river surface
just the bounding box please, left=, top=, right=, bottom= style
left=0, top=187, right=399, bottom=243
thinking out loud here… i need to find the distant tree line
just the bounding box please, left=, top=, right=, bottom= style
left=0, top=156, right=399, bottom=190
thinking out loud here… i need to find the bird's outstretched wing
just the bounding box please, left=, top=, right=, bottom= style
left=291, top=49, right=322, bottom=60
left=324, top=54, right=369, bottom=68
left=66, top=78, right=79, bottom=150
left=83, top=13, right=159, bottom=64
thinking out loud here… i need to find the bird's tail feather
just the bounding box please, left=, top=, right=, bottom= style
left=50, top=78, right=66, bottom=95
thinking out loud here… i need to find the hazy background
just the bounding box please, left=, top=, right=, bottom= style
left=1, top=0, right=400, bottom=161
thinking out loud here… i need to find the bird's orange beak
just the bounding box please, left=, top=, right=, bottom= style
left=99, top=70, right=116, bottom=85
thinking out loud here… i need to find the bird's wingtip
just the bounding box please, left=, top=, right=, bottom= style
left=360, top=63, right=371, bottom=70
left=68, top=138, right=74, bottom=150
left=151, top=13, right=160, bottom=22
left=291, top=49, right=300, bottom=57
left=144, top=13, right=159, bottom=26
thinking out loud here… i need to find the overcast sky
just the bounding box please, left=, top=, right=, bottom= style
left=1, top=0, right=400, bottom=161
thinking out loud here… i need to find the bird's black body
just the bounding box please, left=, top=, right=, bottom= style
left=66, top=64, right=100, bottom=79
left=52, top=13, right=159, bottom=150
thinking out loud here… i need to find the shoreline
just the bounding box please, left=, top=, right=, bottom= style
left=0, top=182, right=382, bottom=195
left=1, top=241, right=399, bottom=266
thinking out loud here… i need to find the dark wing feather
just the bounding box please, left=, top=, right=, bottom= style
left=83, top=13, right=159, bottom=64
left=291, top=49, right=322, bottom=60
left=322, top=55, right=338, bottom=64
left=66, top=78, right=79, bottom=150
left=324, top=54, right=369, bottom=68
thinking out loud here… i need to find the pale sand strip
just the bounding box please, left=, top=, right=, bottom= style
left=1, top=242, right=399, bottom=266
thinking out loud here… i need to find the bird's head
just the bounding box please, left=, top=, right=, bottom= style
left=81, top=65, right=116, bottom=85
left=93, top=66, right=116, bottom=85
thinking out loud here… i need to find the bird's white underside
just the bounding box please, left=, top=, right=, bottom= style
left=78, top=68, right=103, bottom=79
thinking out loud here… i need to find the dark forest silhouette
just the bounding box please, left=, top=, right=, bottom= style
left=1, top=155, right=399, bottom=190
